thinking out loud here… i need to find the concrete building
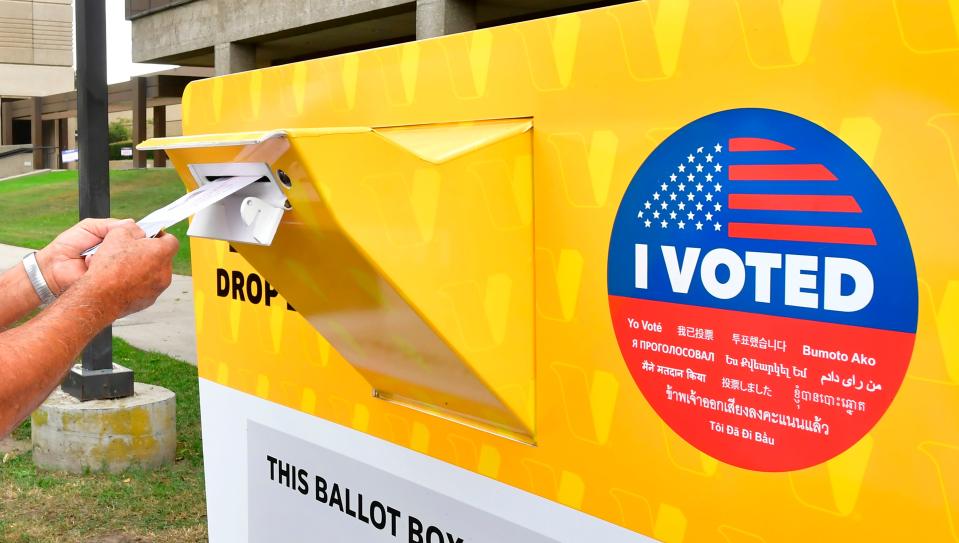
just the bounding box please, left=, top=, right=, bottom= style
left=0, top=2, right=207, bottom=176
left=0, top=0, right=622, bottom=177
left=1, top=67, right=209, bottom=172
left=0, top=0, right=73, bottom=98
left=119, top=1, right=625, bottom=171
left=0, top=0, right=74, bottom=175
left=128, top=0, right=625, bottom=73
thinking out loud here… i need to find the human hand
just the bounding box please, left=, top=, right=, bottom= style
left=80, top=222, right=179, bottom=319
left=36, top=218, right=134, bottom=295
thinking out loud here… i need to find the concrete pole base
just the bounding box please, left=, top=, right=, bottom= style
left=31, top=383, right=176, bottom=473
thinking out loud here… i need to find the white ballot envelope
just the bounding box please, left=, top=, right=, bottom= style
left=82, top=175, right=262, bottom=256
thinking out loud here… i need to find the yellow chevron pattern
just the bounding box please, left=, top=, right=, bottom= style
left=174, top=1, right=959, bottom=540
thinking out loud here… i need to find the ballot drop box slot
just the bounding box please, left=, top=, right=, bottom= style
left=140, top=2, right=959, bottom=541
left=186, top=161, right=289, bottom=246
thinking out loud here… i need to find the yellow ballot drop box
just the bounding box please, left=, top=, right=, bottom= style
left=140, top=1, right=959, bottom=541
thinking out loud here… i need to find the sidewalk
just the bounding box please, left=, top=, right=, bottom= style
left=0, top=243, right=197, bottom=365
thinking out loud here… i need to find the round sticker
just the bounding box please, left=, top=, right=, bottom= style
left=607, top=108, right=917, bottom=472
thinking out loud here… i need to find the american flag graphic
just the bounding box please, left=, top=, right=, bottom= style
left=636, top=138, right=876, bottom=246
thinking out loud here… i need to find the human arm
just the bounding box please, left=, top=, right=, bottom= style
left=0, top=218, right=131, bottom=329
left=0, top=257, right=47, bottom=329
left=0, top=223, right=178, bottom=438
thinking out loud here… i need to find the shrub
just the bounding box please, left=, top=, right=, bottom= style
left=108, top=119, right=131, bottom=143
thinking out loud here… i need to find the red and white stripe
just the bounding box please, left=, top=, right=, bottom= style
left=725, top=138, right=874, bottom=246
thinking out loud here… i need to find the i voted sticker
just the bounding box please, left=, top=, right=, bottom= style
left=607, top=109, right=917, bottom=472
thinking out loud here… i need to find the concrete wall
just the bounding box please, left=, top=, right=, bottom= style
left=107, top=103, right=183, bottom=140
left=0, top=0, right=75, bottom=122
left=0, top=63, right=74, bottom=97
left=0, top=0, right=73, bottom=67
left=164, top=103, right=183, bottom=137
left=0, top=145, right=36, bottom=178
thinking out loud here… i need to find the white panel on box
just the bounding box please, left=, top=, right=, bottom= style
left=249, top=422, right=555, bottom=542
left=199, top=380, right=658, bottom=543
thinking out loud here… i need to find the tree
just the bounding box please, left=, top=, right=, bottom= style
left=108, top=119, right=130, bottom=143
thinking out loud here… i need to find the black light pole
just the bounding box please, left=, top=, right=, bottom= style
left=62, top=0, right=133, bottom=401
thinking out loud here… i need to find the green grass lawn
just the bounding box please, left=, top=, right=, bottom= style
left=0, top=171, right=205, bottom=541
left=0, top=339, right=207, bottom=543
left=0, top=170, right=191, bottom=275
